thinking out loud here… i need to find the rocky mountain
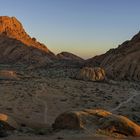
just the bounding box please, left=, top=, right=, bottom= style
left=0, top=16, right=55, bottom=65
left=86, top=32, right=140, bottom=81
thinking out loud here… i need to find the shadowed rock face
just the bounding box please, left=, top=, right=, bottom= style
left=86, top=32, right=140, bottom=81
left=53, top=109, right=140, bottom=137
left=0, top=16, right=51, bottom=52
left=76, top=67, right=105, bottom=81
left=0, top=16, right=55, bottom=65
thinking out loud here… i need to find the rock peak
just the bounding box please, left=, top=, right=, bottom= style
left=0, top=16, right=24, bottom=37
left=0, top=16, right=50, bottom=52
left=0, top=16, right=55, bottom=65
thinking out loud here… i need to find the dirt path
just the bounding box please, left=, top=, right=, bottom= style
left=111, top=89, right=140, bottom=112
left=34, top=82, right=48, bottom=124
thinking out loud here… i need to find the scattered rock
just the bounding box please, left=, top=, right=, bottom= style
left=0, top=70, right=19, bottom=80
left=57, top=52, right=84, bottom=62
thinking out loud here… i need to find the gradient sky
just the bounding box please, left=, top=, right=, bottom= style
left=1, top=0, right=140, bottom=58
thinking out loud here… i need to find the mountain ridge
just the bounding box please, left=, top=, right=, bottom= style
left=0, top=16, right=56, bottom=65
left=86, top=32, right=140, bottom=81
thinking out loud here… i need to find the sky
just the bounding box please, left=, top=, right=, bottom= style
left=0, top=0, right=140, bottom=58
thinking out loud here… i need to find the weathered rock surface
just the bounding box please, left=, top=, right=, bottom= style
left=0, top=114, right=19, bottom=130
left=0, top=70, right=19, bottom=80
left=0, top=16, right=55, bottom=65
left=53, top=109, right=140, bottom=136
left=76, top=67, right=105, bottom=81
left=86, top=32, right=140, bottom=81
left=100, top=114, right=140, bottom=136
left=0, top=16, right=50, bottom=52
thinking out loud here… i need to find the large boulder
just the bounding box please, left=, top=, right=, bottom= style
left=0, top=114, right=19, bottom=130
left=76, top=67, right=105, bottom=81
left=100, top=114, right=140, bottom=136
left=53, top=109, right=140, bottom=137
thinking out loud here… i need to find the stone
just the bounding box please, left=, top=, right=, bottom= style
left=76, top=67, right=105, bottom=81
left=53, top=109, right=140, bottom=136
left=0, top=113, right=19, bottom=130
left=0, top=70, right=19, bottom=80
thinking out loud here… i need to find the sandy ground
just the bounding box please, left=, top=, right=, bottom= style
left=0, top=65, right=140, bottom=139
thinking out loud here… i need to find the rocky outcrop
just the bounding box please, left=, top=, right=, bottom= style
left=0, top=70, right=19, bottom=80
left=0, top=114, right=19, bottom=130
left=0, top=16, right=55, bottom=65
left=0, top=70, right=20, bottom=80
left=86, top=32, right=140, bottom=81
left=76, top=67, right=105, bottom=81
left=53, top=109, right=111, bottom=130
left=53, top=109, right=140, bottom=136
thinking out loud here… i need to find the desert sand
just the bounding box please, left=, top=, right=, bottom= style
left=0, top=64, right=140, bottom=139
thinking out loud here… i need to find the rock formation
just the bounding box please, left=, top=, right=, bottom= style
left=76, top=67, right=105, bottom=81
left=0, top=16, right=55, bottom=65
left=53, top=109, right=140, bottom=136
left=86, top=32, right=140, bottom=81
left=0, top=70, right=19, bottom=80
left=0, top=113, right=19, bottom=130
left=57, top=52, right=84, bottom=62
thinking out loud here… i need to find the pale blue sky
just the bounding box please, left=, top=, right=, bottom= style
left=0, top=0, right=140, bottom=58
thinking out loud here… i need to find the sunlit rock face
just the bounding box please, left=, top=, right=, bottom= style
left=76, top=67, right=105, bottom=81
left=86, top=32, right=140, bottom=81
left=0, top=16, right=55, bottom=65
left=0, top=70, right=19, bottom=80
left=53, top=109, right=140, bottom=137
left=0, top=113, right=19, bottom=130
left=0, top=16, right=50, bottom=52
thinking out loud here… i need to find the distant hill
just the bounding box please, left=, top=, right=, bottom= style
left=86, top=32, right=140, bottom=81
left=57, top=52, right=84, bottom=62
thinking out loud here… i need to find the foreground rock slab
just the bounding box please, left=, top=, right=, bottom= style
left=53, top=109, right=140, bottom=137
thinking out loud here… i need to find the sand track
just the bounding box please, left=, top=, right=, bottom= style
left=111, top=89, right=140, bottom=112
